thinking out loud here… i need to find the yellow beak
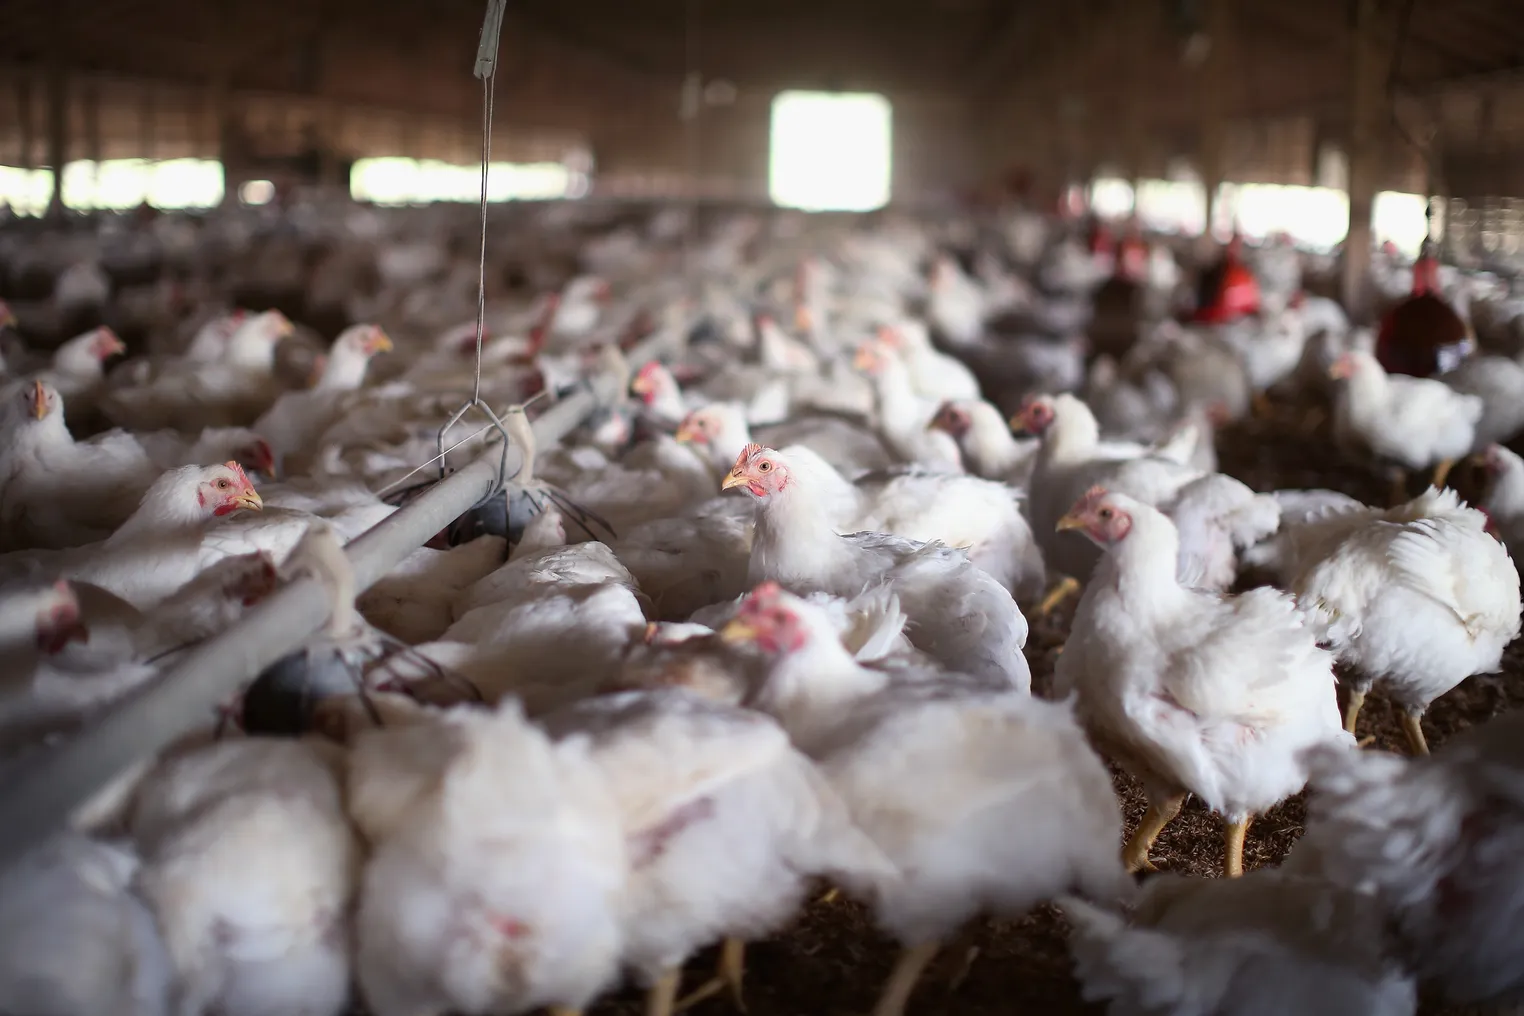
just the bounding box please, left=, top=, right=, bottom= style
left=719, top=615, right=760, bottom=644
left=852, top=347, right=876, bottom=372
left=236, top=491, right=264, bottom=512
left=674, top=419, right=702, bottom=444
left=1055, top=512, right=1087, bottom=532
left=720, top=469, right=749, bottom=491
left=369, top=330, right=394, bottom=354
left=1009, top=415, right=1030, bottom=433
left=32, top=380, right=47, bottom=419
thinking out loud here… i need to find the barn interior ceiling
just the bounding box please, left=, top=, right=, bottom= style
left=0, top=0, right=1522, bottom=196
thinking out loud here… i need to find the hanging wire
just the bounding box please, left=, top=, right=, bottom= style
left=435, top=0, right=516, bottom=487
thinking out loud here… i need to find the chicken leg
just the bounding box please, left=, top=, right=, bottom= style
left=647, top=968, right=682, bottom=1016
left=1251, top=392, right=1274, bottom=420
left=1342, top=687, right=1367, bottom=737
left=675, top=938, right=747, bottom=1012
left=1223, top=815, right=1251, bottom=878
left=1036, top=576, right=1081, bottom=617
left=1431, top=458, right=1456, bottom=490
left=1122, top=794, right=1186, bottom=873
left=871, top=941, right=942, bottom=1016
left=1401, top=711, right=1431, bottom=756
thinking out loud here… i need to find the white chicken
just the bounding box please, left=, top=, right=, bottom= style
left=1062, top=871, right=1417, bottom=1016
left=926, top=397, right=1039, bottom=487
left=722, top=443, right=1030, bottom=688
left=0, top=379, right=158, bottom=549
left=1260, top=486, right=1520, bottom=754
left=127, top=735, right=360, bottom=1016
left=1289, top=714, right=1524, bottom=1008
left=349, top=698, right=628, bottom=1016
left=720, top=583, right=1129, bottom=1016
left=252, top=323, right=392, bottom=471
left=674, top=400, right=894, bottom=477
left=0, top=832, right=173, bottom=1016
left=1477, top=442, right=1524, bottom=563
left=0, top=462, right=266, bottom=610
left=1014, top=392, right=1205, bottom=611
left=1053, top=488, right=1350, bottom=876
left=1330, top=349, right=1482, bottom=494
left=850, top=337, right=963, bottom=469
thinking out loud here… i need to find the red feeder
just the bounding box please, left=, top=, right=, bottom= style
left=1375, top=248, right=1470, bottom=378
left=1192, top=234, right=1261, bottom=324
left=1116, top=227, right=1148, bottom=283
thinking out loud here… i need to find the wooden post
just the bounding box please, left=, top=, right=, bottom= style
left=1198, top=0, right=1233, bottom=237
left=1342, top=0, right=1387, bottom=322
left=44, top=63, right=66, bottom=218
left=17, top=76, right=35, bottom=171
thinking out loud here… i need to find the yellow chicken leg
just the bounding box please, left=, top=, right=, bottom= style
left=871, top=941, right=943, bottom=1016
left=1224, top=815, right=1251, bottom=878
left=1036, top=576, right=1081, bottom=617
left=1342, top=687, right=1367, bottom=737
left=647, top=968, right=682, bottom=1016
left=816, top=886, right=840, bottom=905
left=1401, top=711, right=1431, bottom=756
left=1122, top=794, right=1186, bottom=873
left=675, top=938, right=747, bottom=1012
left=1431, top=458, right=1456, bottom=490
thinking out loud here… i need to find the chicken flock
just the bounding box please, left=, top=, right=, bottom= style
left=3, top=200, right=1524, bottom=1016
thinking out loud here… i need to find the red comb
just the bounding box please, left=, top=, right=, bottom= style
left=223, top=461, right=252, bottom=488
left=731, top=443, right=765, bottom=472
left=1071, top=485, right=1110, bottom=514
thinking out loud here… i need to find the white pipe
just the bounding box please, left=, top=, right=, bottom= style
left=0, top=349, right=647, bottom=865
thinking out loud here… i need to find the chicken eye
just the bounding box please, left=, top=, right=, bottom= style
left=218, top=479, right=230, bottom=490
left=758, top=461, right=772, bottom=472
left=1098, top=508, right=1113, bottom=520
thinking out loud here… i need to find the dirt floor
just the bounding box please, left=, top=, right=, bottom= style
left=583, top=395, right=1524, bottom=1016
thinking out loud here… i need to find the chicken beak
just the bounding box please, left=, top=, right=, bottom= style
left=367, top=329, right=394, bottom=355
left=1009, top=413, right=1030, bottom=434
left=718, top=615, right=760, bottom=645
left=1055, top=512, right=1087, bottom=532
left=720, top=468, right=750, bottom=491
left=674, top=419, right=701, bottom=444
left=851, top=346, right=877, bottom=373
left=31, top=380, right=47, bottom=420
left=630, top=375, right=652, bottom=397
left=236, top=490, right=264, bottom=512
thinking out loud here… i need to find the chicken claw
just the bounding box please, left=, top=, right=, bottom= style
left=1223, top=815, right=1251, bottom=878
left=871, top=941, right=942, bottom=1016
left=1035, top=576, right=1081, bottom=617
left=1401, top=711, right=1430, bottom=756
left=675, top=938, right=747, bottom=1013
left=1122, top=795, right=1185, bottom=874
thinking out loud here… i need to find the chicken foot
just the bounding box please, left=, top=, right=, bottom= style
left=1036, top=576, right=1081, bottom=617
left=674, top=938, right=747, bottom=1012
left=647, top=967, right=683, bottom=1016
left=870, top=941, right=942, bottom=1016
left=1431, top=458, right=1456, bottom=490
left=1401, top=710, right=1431, bottom=756
left=1223, top=815, right=1251, bottom=878
left=1121, top=794, right=1186, bottom=873
left=1342, top=687, right=1367, bottom=737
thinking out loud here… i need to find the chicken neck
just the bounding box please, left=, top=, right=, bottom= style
left=749, top=476, right=862, bottom=591
left=965, top=402, right=1026, bottom=478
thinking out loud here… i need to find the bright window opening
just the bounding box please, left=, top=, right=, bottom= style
left=240, top=180, right=275, bottom=205
left=62, top=159, right=224, bottom=210
left=769, top=91, right=891, bottom=212
left=1373, top=191, right=1430, bottom=257
left=0, top=167, right=54, bottom=216
left=1135, top=179, right=1208, bottom=235
left=1089, top=177, right=1136, bottom=219
left=349, top=158, right=574, bottom=205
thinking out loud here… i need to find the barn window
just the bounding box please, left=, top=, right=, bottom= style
left=349, top=158, right=572, bottom=204
left=769, top=91, right=891, bottom=212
